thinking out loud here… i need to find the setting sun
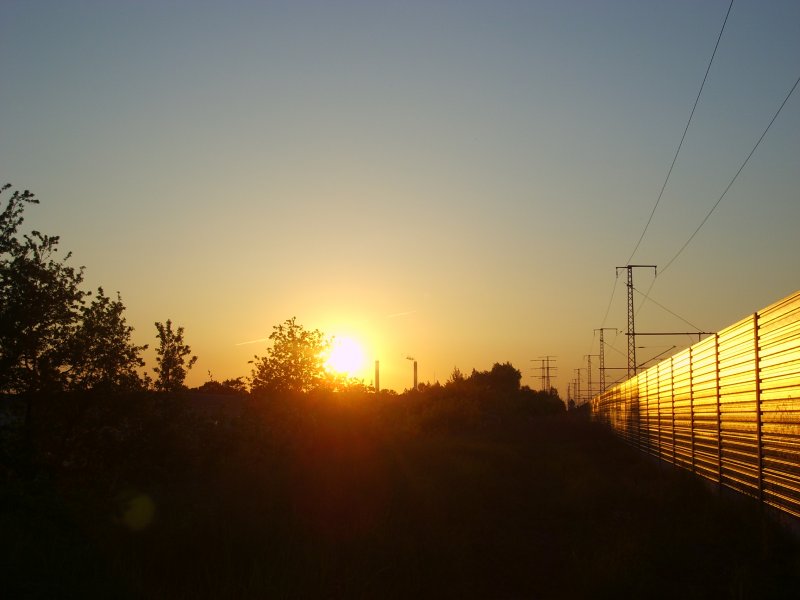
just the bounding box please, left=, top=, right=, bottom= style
left=325, top=336, right=366, bottom=377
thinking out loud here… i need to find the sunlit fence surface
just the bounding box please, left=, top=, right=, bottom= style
left=592, top=291, right=800, bottom=519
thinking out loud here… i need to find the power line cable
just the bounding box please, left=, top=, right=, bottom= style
left=599, top=275, right=620, bottom=329
left=605, top=342, right=627, bottom=358
left=627, top=0, right=734, bottom=263
left=632, top=286, right=702, bottom=331
left=634, top=71, right=799, bottom=319
left=660, top=72, right=800, bottom=275
left=584, top=274, right=621, bottom=364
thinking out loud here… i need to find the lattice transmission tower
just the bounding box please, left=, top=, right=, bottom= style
left=616, top=265, right=657, bottom=378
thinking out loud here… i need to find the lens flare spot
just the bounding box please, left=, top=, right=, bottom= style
left=120, top=493, right=156, bottom=531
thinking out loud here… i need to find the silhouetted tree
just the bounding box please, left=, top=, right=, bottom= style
left=0, top=184, right=86, bottom=393
left=66, top=287, right=148, bottom=391
left=447, top=366, right=466, bottom=385
left=194, top=372, right=247, bottom=396
left=337, top=377, right=372, bottom=393
left=250, top=317, right=329, bottom=395
left=469, top=362, right=521, bottom=394
left=518, top=385, right=566, bottom=414
left=153, top=320, right=197, bottom=392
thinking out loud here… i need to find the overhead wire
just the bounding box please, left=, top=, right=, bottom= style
left=626, top=0, right=734, bottom=264
left=586, top=0, right=734, bottom=388
left=660, top=72, right=800, bottom=276
left=582, top=1, right=800, bottom=397
left=635, top=70, right=800, bottom=316
left=584, top=273, right=621, bottom=366
left=632, top=286, right=702, bottom=331
left=599, top=274, right=619, bottom=330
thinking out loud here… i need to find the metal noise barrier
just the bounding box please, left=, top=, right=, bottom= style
left=592, top=290, right=800, bottom=519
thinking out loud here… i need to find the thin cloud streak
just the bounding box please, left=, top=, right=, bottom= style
left=235, top=338, right=269, bottom=347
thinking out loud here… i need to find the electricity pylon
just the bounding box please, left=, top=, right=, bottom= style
left=616, top=265, right=657, bottom=378
left=594, top=328, right=617, bottom=393
left=584, top=354, right=600, bottom=401
left=539, top=355, right=557, bottom=392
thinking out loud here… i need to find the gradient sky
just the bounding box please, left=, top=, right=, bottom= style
left=2, top=0, right=798, bottom=394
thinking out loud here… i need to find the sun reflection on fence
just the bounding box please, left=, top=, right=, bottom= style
left=593, top=291, right=800, bottom=518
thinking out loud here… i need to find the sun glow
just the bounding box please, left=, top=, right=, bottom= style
left=325, top=336, right=366, bottom=377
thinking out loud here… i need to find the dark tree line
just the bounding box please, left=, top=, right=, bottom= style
left=409, top=361, right=565, bottom=422
left=1, top=182, right=564, bottom=413
left=0, top=184, right=195, bottom=394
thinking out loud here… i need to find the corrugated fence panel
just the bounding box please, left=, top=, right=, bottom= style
left=624, top=383, right=636, bottom=445
left=691, top=334, right=721, bottom=483
left=635, top=373, right=649, bottom=455
left=759, top=293, right=800, bottom=517
left=658, top=360, right=675, bottom=465
left=718, top=317, right=759, bottom=497
left=638, top=371, right=650, bottom=454
left=672, top=350, right=693, bottom=469
left=592, top=290, right=800, bottom=521
left=644, top=368, right=660, bottom=458
left=627, top=378, right=640, bottom=448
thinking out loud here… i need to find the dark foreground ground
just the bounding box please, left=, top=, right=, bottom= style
left=2, top=393, right=799, bottom=599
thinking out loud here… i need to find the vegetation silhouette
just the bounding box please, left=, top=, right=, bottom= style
left=5, top=387, right=799, bottom=598
left=153, top=320, right=197, bottom=392
left=68, top=287, right=149, bottom=392
left=1, top=184, right=149, bottom=396
left=249, top=317, right=329, bottom=395
left=193, top=371, right=248, bottom=396
left=1, top=184, right=87, bottom=393
left=249, top=317, right=368, bottom=395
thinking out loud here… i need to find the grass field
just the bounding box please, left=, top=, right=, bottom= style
left=2, top=392, right=799, bottom=598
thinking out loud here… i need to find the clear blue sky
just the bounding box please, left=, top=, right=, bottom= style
left=2, top=0, right=798, bottom=393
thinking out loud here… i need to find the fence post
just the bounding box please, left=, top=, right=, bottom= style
left=754, top=313, right=764, bottom=503
left=655, top=366, right=661, bottom=458
left=644, top=376, right=649, bottom=454
left=671, top=357, right=676, bottom=465
left=634, top=380, right=641, bottom=450
left=715, top=333, right=723, bottom=487
left=689, top=346, right=695, bottom=474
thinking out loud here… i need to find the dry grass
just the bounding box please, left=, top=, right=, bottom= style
left=2, top=392, right=799, bottom=598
